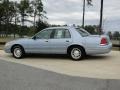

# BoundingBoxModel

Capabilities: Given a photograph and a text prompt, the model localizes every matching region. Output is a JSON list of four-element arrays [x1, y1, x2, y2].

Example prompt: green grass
[[0, 37, 19, 50], [0, 37, 15, 43], [0, 36, 21, 43], [0, 45, 4, 50]]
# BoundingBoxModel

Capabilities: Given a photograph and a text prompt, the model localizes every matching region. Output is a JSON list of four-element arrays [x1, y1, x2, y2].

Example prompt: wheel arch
[[67, 44, 86, 55], [11, 44, 25, 53]]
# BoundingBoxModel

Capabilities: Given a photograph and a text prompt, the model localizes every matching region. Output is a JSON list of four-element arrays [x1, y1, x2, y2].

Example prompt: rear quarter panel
[[69, 28, 85, 47], [84, 36, 101, 54], [84, 35, 112, 54]]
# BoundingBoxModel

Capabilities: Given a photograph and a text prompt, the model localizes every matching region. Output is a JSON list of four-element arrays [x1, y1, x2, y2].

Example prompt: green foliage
[[18, 0, 30, 24], [87, 0, 92, 5], [0, 0, 46, 38], [0, 0, 15, 24], [30, 0, 45, 31], [18, 0, 29, 14], [84, 25, 99, 35], [36, 20, 49, 33], [0, 0, 16, 37], [113, 31, 120, 40], [107, 31, 112, 40], [30, 0, 44, 17], [27, 27, 36, 36]]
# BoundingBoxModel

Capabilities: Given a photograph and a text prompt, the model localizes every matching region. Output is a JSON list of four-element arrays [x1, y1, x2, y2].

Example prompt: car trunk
[[83, 35, 110, 49]]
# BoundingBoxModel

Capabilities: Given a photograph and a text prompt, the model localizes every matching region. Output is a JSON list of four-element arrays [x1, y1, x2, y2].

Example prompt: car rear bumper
[[86, 43, 112, 55]]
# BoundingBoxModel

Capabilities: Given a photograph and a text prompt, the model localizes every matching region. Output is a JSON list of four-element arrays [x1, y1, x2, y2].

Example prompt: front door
[[28, 29, 53, 53]]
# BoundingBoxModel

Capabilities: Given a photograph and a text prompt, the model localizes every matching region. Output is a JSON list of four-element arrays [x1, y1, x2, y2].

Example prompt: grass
[[0, 45, 4, 50], [0, 37, 16, 43], [0, 37, 20, 50]]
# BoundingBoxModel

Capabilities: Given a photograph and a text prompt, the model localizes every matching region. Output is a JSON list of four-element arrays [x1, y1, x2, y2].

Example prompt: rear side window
[[53, 29, 71, 39], [76, 28, 90, 37]]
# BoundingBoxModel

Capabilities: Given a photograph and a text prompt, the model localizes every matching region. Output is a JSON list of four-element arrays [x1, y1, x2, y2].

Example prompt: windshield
[[76, 28, 90, 37]]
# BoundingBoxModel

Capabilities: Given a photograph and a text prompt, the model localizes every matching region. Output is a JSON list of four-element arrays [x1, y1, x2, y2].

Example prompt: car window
[[35, 29, 53, 39], [76, 28, 90, 37], [53, 29, 71, 39], [65, 29, 71, 38]]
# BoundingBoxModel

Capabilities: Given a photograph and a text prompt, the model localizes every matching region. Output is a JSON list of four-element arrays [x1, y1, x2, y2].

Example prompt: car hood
[[6, 38, 32, 45], [15, 38, 31, 42]]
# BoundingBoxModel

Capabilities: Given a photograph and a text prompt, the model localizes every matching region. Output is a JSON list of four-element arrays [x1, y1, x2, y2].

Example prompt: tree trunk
[[99, 0, 104, 35], [14, 15, 17, 39], [33, 13, 36, 31], [82, 0, 86, 28], [21, 15, 24, 37]]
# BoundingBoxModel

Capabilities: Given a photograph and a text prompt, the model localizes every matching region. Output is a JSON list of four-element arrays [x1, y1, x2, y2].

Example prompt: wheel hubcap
[[71, 48, 81, 59], [14, 48, 22, 58]]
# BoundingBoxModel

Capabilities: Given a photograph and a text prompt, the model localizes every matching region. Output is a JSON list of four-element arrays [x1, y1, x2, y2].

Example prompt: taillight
[[100, 37, 108, 45]]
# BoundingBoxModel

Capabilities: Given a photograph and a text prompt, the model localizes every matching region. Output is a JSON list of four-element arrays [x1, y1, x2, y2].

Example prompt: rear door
[[50, 29, 72, 54]]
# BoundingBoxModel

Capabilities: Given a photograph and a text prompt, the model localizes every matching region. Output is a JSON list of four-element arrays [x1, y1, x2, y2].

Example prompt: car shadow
[[23, 54, 110, 61], [25, 54, 69, 60], [85, 55, 111, 61], [5, 53, 111, 61]]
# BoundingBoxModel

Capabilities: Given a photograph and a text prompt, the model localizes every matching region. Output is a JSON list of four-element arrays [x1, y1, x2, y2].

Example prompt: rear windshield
[[76, 28, 90, 37]]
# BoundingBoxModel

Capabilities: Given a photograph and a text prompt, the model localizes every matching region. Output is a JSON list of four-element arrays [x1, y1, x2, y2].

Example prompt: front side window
[[53, 29, 71, 39], [35, 29, 53, 39]]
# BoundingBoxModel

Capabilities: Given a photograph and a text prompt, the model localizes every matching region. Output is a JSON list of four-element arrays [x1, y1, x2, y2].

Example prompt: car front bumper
[[4, 45, 12, 53]]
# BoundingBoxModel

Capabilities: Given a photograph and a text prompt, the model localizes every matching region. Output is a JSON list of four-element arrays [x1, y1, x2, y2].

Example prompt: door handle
[[66, 40, 69, 42], [45, 40, 48, 42]]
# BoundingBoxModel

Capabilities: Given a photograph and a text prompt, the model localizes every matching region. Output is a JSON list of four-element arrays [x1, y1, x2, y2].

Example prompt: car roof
[[45, 26, 73, 30]]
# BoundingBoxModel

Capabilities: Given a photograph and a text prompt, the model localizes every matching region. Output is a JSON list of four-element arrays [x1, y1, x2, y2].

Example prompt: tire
[[69, 46, 85, 61], [12, 45, 24, 59]]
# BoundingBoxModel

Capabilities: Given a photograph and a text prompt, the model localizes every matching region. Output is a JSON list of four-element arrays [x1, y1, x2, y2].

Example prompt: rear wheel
[[69, 46, 85, 61], [12, 46, 24, 59]]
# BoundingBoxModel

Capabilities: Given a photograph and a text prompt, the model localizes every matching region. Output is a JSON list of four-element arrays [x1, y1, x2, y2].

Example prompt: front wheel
[[69, 47, 85, 61], [12, 46, 24, 59]]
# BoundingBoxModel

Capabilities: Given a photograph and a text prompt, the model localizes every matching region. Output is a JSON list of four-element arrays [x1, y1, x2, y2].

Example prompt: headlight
[[5, 41, 14, 47]]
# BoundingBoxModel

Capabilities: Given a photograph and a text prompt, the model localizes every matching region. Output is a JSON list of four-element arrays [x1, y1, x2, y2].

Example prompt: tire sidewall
[[69, 47, 85, 61], [12, 46, 24, 59]]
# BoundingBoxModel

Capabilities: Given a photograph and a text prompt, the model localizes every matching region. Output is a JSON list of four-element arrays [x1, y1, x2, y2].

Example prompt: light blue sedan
[[4, 27, 112, 60]]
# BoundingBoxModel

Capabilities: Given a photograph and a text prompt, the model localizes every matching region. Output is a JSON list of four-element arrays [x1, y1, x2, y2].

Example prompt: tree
[[12, 1, 20, 38], [0, 1, 4, 32], [99, 0, 104, 34], [0, 0, 47, 37], [30, 0, 37, 30], [0, 0, 15, 37], [107, 31, 112, 40], [82, 0, 85, 28], [83, 0, 104, 35], [30, 0, 47, 30], [82, 0, 92, 28], [84, 25, 99, 35], [36, 0, 46, 21], [113, 31, 120, 40], [18, 0, 30, 37], [87, 0, 92, 5], [36, 20, 49, 33]]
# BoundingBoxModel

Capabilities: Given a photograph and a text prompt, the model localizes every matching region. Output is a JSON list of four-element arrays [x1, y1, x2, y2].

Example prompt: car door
[[27, 29, 54, 53], [50, 28, 72, 54]]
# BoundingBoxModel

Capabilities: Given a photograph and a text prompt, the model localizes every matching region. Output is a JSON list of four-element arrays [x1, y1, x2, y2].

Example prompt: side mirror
[[32, 36, 37, 40]]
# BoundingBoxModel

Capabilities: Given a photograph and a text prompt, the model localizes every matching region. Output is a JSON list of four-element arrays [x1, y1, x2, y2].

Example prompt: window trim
[[52, 29, 71, 39], [32, 29, 54, 39], [32, 28, 72, 39], [76, 28, 90, 37]]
